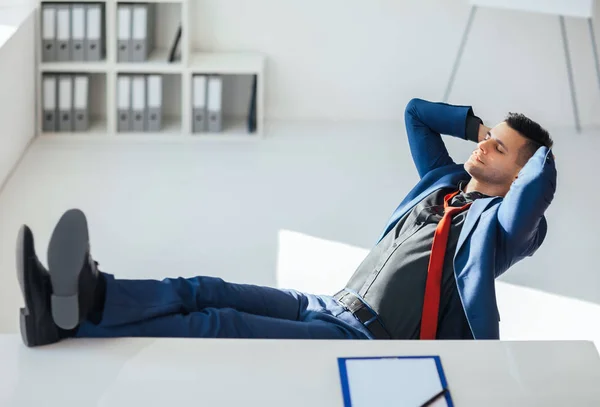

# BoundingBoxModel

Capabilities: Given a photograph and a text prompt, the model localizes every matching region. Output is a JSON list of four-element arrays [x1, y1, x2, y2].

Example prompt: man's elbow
[[527, 217, 548, 257], [516, 217, 548, 258], [405, 98, 424, 115], [404, 98, 427, 124]]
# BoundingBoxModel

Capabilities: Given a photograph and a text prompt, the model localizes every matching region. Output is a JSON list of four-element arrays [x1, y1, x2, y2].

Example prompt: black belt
[[334, 290, 391, 340]]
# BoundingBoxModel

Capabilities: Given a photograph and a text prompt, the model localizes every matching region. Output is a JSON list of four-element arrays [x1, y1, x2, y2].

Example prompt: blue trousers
[[75, 273, 373, 340]]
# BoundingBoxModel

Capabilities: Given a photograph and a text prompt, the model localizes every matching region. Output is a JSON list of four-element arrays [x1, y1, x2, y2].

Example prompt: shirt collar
[[452, 180, 490, 205]]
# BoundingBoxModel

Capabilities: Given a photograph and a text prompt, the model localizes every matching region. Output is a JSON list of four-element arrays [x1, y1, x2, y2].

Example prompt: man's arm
[[404, 98, 481, 178], [497, 147, 557, 261]]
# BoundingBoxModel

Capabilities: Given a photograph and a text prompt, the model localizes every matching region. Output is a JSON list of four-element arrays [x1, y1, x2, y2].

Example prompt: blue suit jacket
[[377, 98, 557, 339]]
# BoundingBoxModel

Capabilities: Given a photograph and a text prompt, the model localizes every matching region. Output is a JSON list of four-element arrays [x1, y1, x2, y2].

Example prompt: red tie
[[420, 191, 471, 340]]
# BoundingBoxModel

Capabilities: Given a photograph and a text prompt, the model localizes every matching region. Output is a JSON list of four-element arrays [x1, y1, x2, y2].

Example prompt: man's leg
[[76, 306, 367, 339], [88, 272, 308, 328], [45, 209, 355, 340], [18, 210, 367, 346], [101, 272, 306, 322]]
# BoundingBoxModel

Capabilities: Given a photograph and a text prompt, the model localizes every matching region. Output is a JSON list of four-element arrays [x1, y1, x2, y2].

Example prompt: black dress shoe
[[47, 209, 100, 330], [16, 225, 61, 347]]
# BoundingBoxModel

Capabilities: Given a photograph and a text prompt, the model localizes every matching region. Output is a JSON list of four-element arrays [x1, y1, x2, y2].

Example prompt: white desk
[[1, 335, 599, 406]]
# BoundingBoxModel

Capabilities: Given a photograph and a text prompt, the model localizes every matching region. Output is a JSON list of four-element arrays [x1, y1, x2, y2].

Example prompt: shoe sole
[[47, 209, 90, 330], [16, 226, 34, 347]]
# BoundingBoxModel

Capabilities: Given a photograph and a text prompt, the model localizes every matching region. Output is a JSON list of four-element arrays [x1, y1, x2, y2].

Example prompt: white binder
[[207, 75, 223, 132], [42, 5, 56, 62], [71, 5, 85, 61], [146, 75, 162, 132], [132, 5, 148, 62], [58, 75, 73, 132], [42, 75, 57, 132], [192, 75, 208, 133], [73, 75, 89, 132], [117, 76, 132, 132], [131, 76, 146, 131], [117, 5, 132, 62], [86, 4, 103, 61], [56, 5, 71, 61]]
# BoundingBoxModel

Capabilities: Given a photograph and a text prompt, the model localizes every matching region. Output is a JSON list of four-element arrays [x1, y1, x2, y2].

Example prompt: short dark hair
[[505, 112, 553, 166]]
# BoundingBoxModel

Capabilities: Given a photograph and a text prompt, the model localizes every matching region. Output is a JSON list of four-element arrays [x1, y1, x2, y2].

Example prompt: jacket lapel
[[378, 169, 468, 242], [398, 171, 468, 217], [455, 197, 502, 256]]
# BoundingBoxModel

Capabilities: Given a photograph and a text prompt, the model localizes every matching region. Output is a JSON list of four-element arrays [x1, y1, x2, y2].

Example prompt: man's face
[[464, 122, 529, 188]]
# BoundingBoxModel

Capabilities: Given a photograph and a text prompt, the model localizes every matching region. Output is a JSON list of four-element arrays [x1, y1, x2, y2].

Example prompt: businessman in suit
[[17, 98, 556, 347]]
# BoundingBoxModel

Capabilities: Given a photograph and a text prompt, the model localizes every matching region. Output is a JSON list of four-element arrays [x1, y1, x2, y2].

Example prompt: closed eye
[[487, 131, 508, 153]]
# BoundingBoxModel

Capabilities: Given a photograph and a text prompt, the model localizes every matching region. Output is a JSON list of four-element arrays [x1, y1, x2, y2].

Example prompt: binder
[[117, 4, 132, 62], [168, 26, 182, 63], [41, 4, 56, 62], [42, 75, 57, 132], [247, 74, 257, 133], [71, 4, 86, 61], [73, 75, 89, 132], [207, 75, 223, 132], [147, 4, 155, 58], [56, 4, 71, 62], [146, 75, 162, 132], [58, 75, 73, 132], [117, 75, 131, 132], [131, 5, 148, 62], [86, 4, 103, 61], [192, 75, 207, 133], [131, 75, 146, 132]]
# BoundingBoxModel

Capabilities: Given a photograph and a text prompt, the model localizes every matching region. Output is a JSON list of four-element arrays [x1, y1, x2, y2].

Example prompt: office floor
[[0, 121, 599, 347]]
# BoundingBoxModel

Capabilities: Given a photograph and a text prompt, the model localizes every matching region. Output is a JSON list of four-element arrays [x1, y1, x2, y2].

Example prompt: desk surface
[[1, 335, 599, 406]]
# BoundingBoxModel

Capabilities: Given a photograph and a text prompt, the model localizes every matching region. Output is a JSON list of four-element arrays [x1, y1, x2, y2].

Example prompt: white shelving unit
[[35, 0, 266, 140]]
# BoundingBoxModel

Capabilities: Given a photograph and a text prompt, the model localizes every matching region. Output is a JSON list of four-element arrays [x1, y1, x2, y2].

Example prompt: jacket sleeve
[[404, 98, 480, 178], [496, 147, 557, 261]]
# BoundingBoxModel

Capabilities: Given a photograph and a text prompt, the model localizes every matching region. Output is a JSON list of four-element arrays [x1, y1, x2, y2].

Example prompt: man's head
[[464, 113, 553, 195]]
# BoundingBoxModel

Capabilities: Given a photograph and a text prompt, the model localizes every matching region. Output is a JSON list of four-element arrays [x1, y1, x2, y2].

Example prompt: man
[[17, 98, 556, 347]]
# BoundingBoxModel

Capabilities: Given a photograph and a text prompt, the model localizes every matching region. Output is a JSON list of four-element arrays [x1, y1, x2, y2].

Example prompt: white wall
[[190, 0, 600, 128], [0, 4, 36, 189]]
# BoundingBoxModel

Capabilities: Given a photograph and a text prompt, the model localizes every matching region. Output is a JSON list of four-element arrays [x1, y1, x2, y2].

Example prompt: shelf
[[37, 133, 262, 144], [35, 0, 265, 141], [116, 48, 181, 73], [189, 52, 265, 74], [40, 118, 263, 141], [39, 62, 108, 73], [40, 118, 260, 140], [42, 52, 264, 75]]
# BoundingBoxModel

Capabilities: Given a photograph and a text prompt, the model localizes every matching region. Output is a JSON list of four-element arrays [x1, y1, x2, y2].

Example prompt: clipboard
[[338, 356, 454, 407]]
